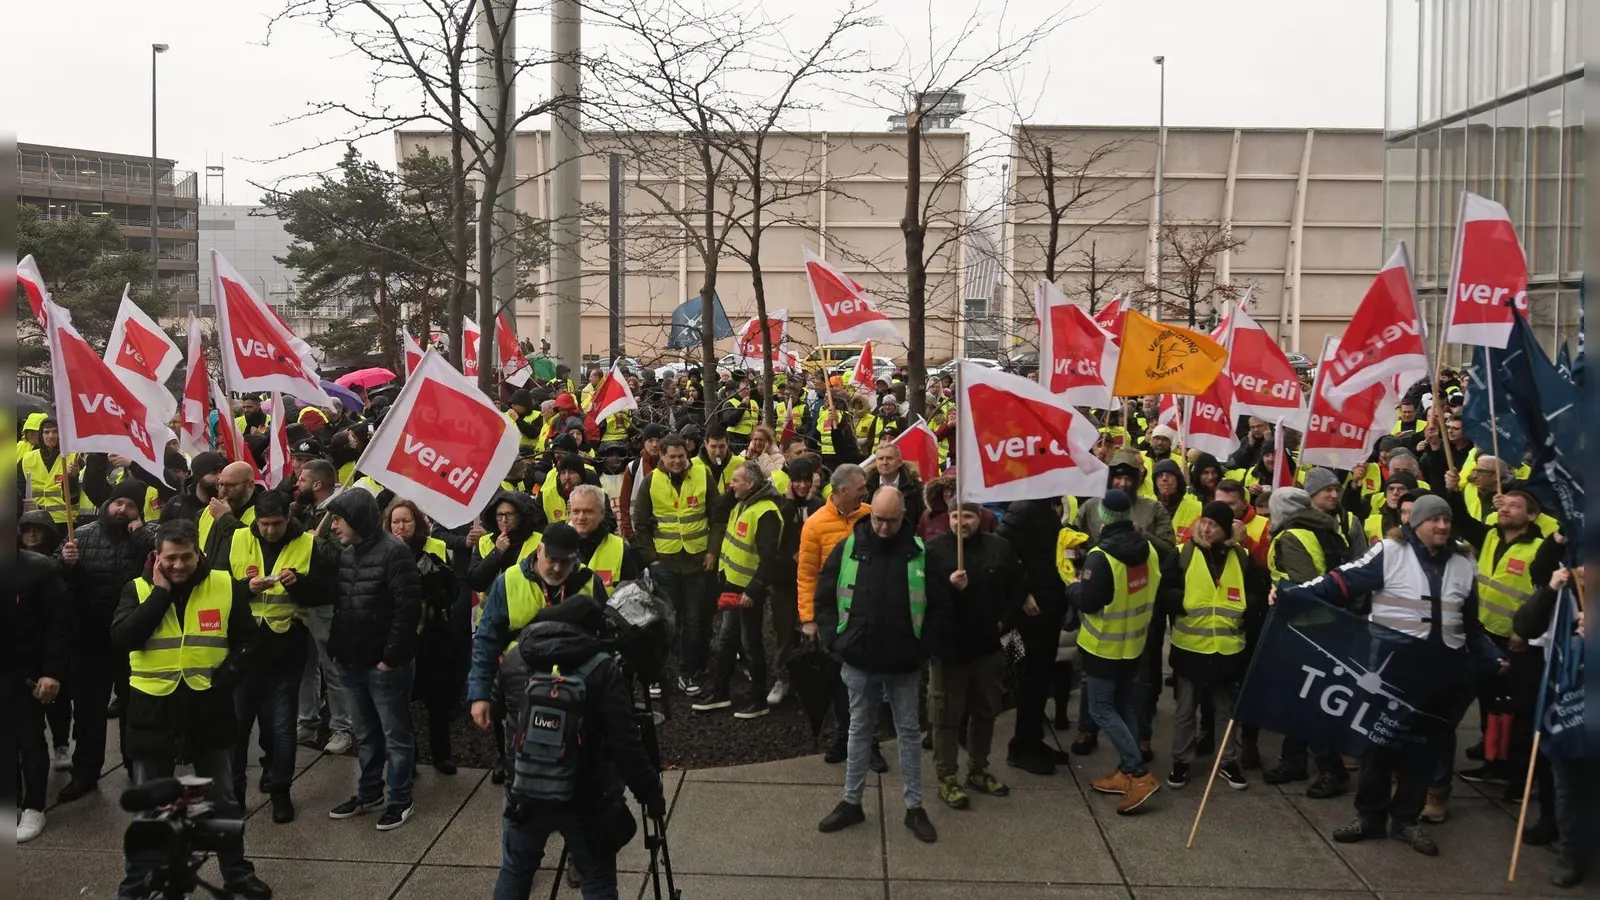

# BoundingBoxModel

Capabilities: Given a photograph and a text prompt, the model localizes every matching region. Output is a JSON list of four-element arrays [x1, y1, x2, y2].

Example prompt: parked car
[[587, 356, 642, 376], [802, 344, 864, 374], [834, 353, 898, 378], [931, 357, 1001, 379]]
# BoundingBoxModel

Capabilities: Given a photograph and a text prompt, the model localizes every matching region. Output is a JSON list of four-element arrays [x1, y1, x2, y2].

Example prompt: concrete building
[[196, 204, 347, 344], [394, 129, 969, 363], [1382, 0, 1583, 356], [18, 142, 200, 308], [1004, 126, 1386, 355]]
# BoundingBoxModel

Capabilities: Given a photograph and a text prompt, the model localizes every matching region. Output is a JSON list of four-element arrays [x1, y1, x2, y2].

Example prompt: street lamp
[[1152, 54, 1167, 322], [151, 43, 169, 300]]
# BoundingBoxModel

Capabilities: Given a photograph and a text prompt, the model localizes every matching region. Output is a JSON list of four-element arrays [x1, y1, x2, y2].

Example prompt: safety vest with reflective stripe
[[507, 410, 541, 454], [648, 467, 710, 555], [582, 533, 626, 589], [502, 565, 596, 651], [479, 531, 541, 564], [603, 409, 632, 443], [236, 414, 271, 436], [21, 449, 93, 524], [1474, 529, 1543, 639], [817, 409, 841, 455], [726, 398, 760, 436], [228, 528, 314, 633], [835, 534, 926, 637], [199, 504, 256, 552], [1077, 544, 1161, 661], [1367, 539, 1474, 650], [695, 455, 743, 495], [1169, 493, 1204, 542], [1268, 527, 1326, 585], [1171, 544, 1248, 656], [718, 497, 780, 589], [128, 571, 234, 696], [770, 469, 791, 494], [541, 469, 569, 524]]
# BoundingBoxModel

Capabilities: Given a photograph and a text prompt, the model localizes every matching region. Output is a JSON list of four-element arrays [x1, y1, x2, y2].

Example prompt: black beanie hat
[[1201, 500, 1235, 536], [190, 451, 227, 480], [108, 478, 148, 507]]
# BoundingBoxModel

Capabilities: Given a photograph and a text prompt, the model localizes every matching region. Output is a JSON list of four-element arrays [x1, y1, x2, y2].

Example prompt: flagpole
[[954, 360, 964, 573], [1507, 730, 1541, 881], [1485, 357, 1504, 495], [1185, 717, 1237, 849]]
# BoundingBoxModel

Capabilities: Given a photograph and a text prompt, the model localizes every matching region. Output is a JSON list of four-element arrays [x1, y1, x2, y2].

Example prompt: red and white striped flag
[[582, 363, 638, 442], [180, 316, 211, 457], [890, 416, 940, 479], [265, 392, 294, 488]]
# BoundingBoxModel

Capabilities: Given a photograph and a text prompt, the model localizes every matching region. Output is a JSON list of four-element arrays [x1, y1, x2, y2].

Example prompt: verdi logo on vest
[[1126, 564, 1149, 594], [197, 608, 223, 632]]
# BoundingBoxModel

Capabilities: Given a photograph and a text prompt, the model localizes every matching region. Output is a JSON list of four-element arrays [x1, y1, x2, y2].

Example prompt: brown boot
[[1090, 770, 1132, 795], [1420, 787, 1449, 824], [1117, 773, 1160, 814]]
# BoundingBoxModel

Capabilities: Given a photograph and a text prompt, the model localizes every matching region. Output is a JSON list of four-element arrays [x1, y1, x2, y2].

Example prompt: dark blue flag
[[1535, 585, 1584, 761], [1235, 593, 1473, 758], [1461, 344, 1526, 460], [666, 293, 734, 350], [1495, 314, 1585, 549], [1556, 342, 1573, 382]]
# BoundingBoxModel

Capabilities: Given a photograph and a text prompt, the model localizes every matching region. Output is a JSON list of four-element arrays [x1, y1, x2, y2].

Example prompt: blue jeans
[[839, 664, 922, 809], [120, 751, 256, 899], [494, 801, 617, 900], [1085, 671, 1146, 776], [338, 661, 416, 807], [299, 607, 352, 733], [233, 654, 300, 797]]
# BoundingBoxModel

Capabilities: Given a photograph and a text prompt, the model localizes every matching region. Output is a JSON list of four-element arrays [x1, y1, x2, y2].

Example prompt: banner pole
[[1507, 730, 1541, 881], [1185, 717, 1237, 849], [954, 361, 964, 573], [1485, 356, 1504, 495]]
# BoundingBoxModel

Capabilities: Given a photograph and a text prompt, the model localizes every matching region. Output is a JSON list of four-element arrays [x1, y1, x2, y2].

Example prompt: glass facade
[[1383, 0, 1583, 356]]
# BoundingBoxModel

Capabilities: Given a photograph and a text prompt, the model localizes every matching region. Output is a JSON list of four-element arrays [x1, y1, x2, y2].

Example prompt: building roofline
[[1011, 124, 1382, 136], [20, 142, 180, 168]]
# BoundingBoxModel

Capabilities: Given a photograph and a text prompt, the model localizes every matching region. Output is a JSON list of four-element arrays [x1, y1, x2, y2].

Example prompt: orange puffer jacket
[[796, 500, 870, 623]]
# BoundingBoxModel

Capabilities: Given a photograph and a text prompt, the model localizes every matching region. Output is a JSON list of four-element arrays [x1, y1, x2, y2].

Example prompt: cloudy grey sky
[[7, 0, 1385, 204]]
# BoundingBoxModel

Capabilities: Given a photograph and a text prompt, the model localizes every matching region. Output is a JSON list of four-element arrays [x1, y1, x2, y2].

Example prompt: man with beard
[[199, 462, 265, 563], [632, 434, 716, 696], [236, 393, 271, 436], [161, 451, 228, 524], [55, 480, 161, 803], [19, 417, 93, 526], [469, 491, 542, 594], [1188, 453, 1225, 505]]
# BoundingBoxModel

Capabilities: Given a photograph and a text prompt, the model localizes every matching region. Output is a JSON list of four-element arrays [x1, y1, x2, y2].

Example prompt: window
[[1416, 129, 1441, 286], [1495, 97, 1528, 226], [1384, 139, 1419, 253], [1438, 124, 1468, 280], [1468, 0, 1499, 106], [1499, 0, 1530, 94], [1442, 0, 1470, 116], [1420, 0, 1442, 124], [1388, 0, 1422, 133], [1531, 0, 1565, 81], [1526, 86, 1564, 279], [1466, 110, 1495, 199], [1564, 0, 1581, 72], [1560, 82, 1582, 278]]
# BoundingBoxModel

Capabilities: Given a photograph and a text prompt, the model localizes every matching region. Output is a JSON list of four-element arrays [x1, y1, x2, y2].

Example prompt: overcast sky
[[8, 0, 1386, 205]]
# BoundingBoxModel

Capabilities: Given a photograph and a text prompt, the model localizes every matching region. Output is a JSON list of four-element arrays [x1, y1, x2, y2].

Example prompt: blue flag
[[1556, 342, 1573, 382], [666, 293, 734, 350], [1461, 344, 1526, 460], [1494, 314, 1585, 549], [1235, 593, 1473, 758], [1535, 585, 1585, 761]]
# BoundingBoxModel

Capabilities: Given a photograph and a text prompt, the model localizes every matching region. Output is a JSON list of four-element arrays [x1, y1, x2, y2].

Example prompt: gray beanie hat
[[1302, 467, 1341, 498], [1408, 493, 1452, 527], [1267, 486, 1311, 525]]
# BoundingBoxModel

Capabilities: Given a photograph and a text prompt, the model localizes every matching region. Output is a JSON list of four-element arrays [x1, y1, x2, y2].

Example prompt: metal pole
[[1153, 55, 1166, 322], [151, 43, 168, 299], [549, 0, 583, 372], [608, 152, 623, 359]]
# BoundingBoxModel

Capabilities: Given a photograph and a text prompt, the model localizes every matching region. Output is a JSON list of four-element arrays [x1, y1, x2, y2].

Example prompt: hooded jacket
[[62, 498, 161, 651], [1072, 493, 1177, 560], [924, 529, 1028, 662], [997, 498, 1067, 618], [16, 549, 72, 682], [866, 462, 925, 530], [812, 518, 927, 674], [1187, 453, 1224, 504], [468, 557, 610, 703], [1269, 505, 1354, 585], [1151, 458, 1189, 515], [776, 487, 826, 587], [326, 488, 423, 668], [916, 473, 997, 539], [469, 490, 541, 593], [1066, 521, 1183, 678]]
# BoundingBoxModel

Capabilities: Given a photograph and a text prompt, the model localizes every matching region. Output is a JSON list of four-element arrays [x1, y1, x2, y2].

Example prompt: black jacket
[[813, 519, 927, 674], [1066, 522, 1182, 678], [1163, 542, 1269, 684], [998, 498, 1067, 620], [576, 521, 644, 586], [216, 517, 335, 666], [494, 612, 665, 814], [111, 561, 258, 759], [866, 465, 925, 530], [470, 490, 541, 593], [1188, 453, 1224, 505], [16, 550, 72, 682], [326, 488, 423, 668], [715, 481, 785, 605], [60, 502, 160, 651], [924, 530, 1027, 663]]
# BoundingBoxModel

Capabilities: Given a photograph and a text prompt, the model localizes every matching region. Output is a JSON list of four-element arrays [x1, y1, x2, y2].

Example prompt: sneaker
[[676, 675, 702, 697], [328, 796, 385, 819], [1305, 771, 1348, 800], [766, 681, 788, 706], [648, 682, 663, 699], [433, 757, 458, 776], [1331, 816, 1386, 844], [490, 765, 506, 785], [938, 775, 970, 809], [904, 806, 938, 843], [1139, 741, 1155, 763], [817, 800, 866, 833], [55, 778, 97, 804], [223, 874, 274, 900], [324, 731, 356, 755], [823, 743, 847, 765], [690, 692, 731, 712], [51, 747, 71, 772], [1005, 744, 1057, 776], [1262, 763, 1309, 786], [106, 697, 123, 719], [1090, 770, 1132, 795], [1195, 732, 1215, 758], [376, 803, 413, 831], [868, 744, 889, 774], [1458, 763, 1510, 785], [270, 792, 296, 825], [1219, 762, 1248, 791], [733, 699, 770, 719], [1390, 821, 1439, 856], [296, 726, 318, 747], [1167, 762, 1191, 789], [1420, 787, 1449, 824], [1116, 773, 1160, 814], [1069, 731, 1099, 755], [17, 809, 45, 843], [966, 766, 1009, 797], [1239, 743, 1262, 771]]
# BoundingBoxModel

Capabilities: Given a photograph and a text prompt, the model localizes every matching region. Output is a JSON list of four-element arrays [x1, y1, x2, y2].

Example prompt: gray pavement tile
[[667, 782, 884, 879], [886, 787, 1121, 885], [668, 875, 884, 900], [1290, 796, 1570, 896], [393, 862, 646, 900], [31, 779, 131, 851], [1136, 890, 1372, 900], [222, 858, 411, 900], [893, 882, 1131, 899], [1103, 787, 1365, 890], [19, 848, 125, 900], [246, 754, 483, 864], [685, 753, 844, 785]]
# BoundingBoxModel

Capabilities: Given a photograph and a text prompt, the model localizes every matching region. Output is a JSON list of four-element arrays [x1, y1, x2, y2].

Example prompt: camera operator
[[489, 598, 667, 900], [110, 519, 271, 900]]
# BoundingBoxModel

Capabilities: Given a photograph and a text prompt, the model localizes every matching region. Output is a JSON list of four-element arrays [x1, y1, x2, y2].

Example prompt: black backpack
[[508, 652, 609, 804]]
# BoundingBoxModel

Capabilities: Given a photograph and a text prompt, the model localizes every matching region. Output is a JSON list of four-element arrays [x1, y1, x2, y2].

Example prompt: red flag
[[1157, 394, 1183, 431], [1321, 243, 1427, 409], [1091, 294, 1130, 344], [1037, 282, 1119, 408], [496, 314, 531, 384], [353, 350, 520, 528], [802, 248, 900, 344], [1181, 375, 1239, 461], [212, 250, 332, 406], [1225, 304, 1303, 420], [955, 361, 1108, 503], [180, 316, 211, 457], [105, 285, 180, 420], [45, 298, 167, 486], [1270, 417, 1294, 489], [1300, 335, 1398, 471], [210, 379, 250, 467], [265, 392, 293, 488], [734, 309, 791, 371], [852, 340, 877, 399], [18, 254, 51, 328], [402, 327, 425, 376], [582, 364, 638, 442], [462, 316, 481, 378], [891, 416, 940, 479], [1445, 191, 1530, 349]]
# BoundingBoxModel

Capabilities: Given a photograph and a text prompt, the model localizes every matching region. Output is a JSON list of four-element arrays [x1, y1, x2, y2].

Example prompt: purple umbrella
[[320, 380, 366, 412]]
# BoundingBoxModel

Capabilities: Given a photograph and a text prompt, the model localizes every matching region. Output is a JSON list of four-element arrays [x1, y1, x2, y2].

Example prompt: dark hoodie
[[924, 527, 1028, 662], [997, 498, 1067, 617], [493, 613, 665, 815], [1066, 521, 1183, 678], [326, 487, 422, 668], [1151, 458, 1188, 516], [470, 490, 541, 593], [1188, 452, 1224, 504], [715, 480, 784, 604], [62, 496, 161, 651], [813, 518, 927, 674]]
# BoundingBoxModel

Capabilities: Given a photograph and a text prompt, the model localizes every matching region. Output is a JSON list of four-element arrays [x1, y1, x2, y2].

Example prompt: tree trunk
[[448, 128, 470, 374], [699, 147, 720, 426], [476, 151, 501, 396], [749, 183, 775, 426], [902, 116, 927, 420], [1043, 147, 1059, 284]]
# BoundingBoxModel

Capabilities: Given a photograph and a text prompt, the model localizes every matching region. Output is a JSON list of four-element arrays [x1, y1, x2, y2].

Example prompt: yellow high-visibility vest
[[128, 571, 234, 696], [1170, 544, 1248, 656], [199, 504, 256, 552], [1077, 544, 1161, 661], [228, 528, 314, 633], [718, 496, 781, 589], [1474, 529, 1543, 639], [648, 467, 710, 555], [21, 449, 93, 524]]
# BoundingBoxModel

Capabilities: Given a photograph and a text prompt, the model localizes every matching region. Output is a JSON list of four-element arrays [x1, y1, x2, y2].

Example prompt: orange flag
[[1111, 309, 1228, 397]]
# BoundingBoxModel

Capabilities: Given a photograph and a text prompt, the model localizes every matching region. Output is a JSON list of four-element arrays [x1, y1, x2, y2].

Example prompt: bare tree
[[1071, 239, 1146, 314], [1144, 221, 1249, 330]]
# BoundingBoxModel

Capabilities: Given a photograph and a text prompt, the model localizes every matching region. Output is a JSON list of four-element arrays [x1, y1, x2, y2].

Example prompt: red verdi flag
[[45, 299, 167, 486], [734, 309, 792, 371], [802, 248, 901, 344], [1182, 375, 1240, 460], [1092, 294, 1130, 344], [462, 316, 481, 378], [1300, 335, 1398, 472], [1037, 282, 1119, 408], [211, 378, 251, 467], [852, 340, 877, 398], [582, 363, 639, 442], [1224, 305, 1303, 420], [213, 250, 333, 407], [891, 416, 941, 479], [955, 361, 1108, 503], [180, 316, 211, 457], [355, 350, 520, 528], [1445, 191, 1530, 349], [266, 392, 293, 488], [496, 314, 531, 385], [402, 327, 425, 376], [105, 285, 180, 420], [1321, 243, 1427, 410], [18, 254, 51, 328]]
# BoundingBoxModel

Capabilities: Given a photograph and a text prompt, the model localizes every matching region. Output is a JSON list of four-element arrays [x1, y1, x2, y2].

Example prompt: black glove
[[645, 793, 667, 821]]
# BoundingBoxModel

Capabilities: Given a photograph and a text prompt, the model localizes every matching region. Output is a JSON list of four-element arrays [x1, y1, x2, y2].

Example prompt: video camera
[[599, 570, 678, 693], [121, 776, 246, 900]]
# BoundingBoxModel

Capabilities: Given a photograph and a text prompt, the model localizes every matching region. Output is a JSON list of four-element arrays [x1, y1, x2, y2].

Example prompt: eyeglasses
[[870, 515, 900, 527], [495, 511, 519, 520]]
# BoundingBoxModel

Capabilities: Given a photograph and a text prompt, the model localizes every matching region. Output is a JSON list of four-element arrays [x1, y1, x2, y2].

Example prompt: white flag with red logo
[[734, 310, 792, 371], [19, 254, 55, 328], [354, 350, 520, 528], [401, 327, 425, 376], [1299, 335, 1399, 471], [213, 250, 333, 407], [891, 416, 941, 479], [582, 363, 638, 442], [955, 361, 1108, 503], [462, 316, 481, 378], [801, 248, 901, 344], [1181, 376, 1240, 460], [44, 299, 167, 486], [496, 314, 532, 385], [265, 392, 293, 488], [1223, 304, 1303, 420], [1270, 417, 1294, 489], [1092, 293, 1130, 344], [1037, 282, 1119, 408], [104, 285, 181, 420], [1321, 243, 1428, 410], [210, 379, 251, 467], [852, 341, 877, 399], [1444, 191, 1530, 349], [180, 316, 211, 457]]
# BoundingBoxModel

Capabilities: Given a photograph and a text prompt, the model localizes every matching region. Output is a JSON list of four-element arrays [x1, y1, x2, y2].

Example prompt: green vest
[[502, 565, 596, 651], [835, 534, 926, 637], [718, 497, 781, 589], [1078, 544, 1160, 661], [1170, 544, 1248, 656], [228, 528, 314, 633], [129, 571, 234, 696], [1474, 529, 1543, 639]]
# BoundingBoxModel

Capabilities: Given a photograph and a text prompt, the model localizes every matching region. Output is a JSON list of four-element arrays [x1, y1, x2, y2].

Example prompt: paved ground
[[21, 709, 1581, 900]]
